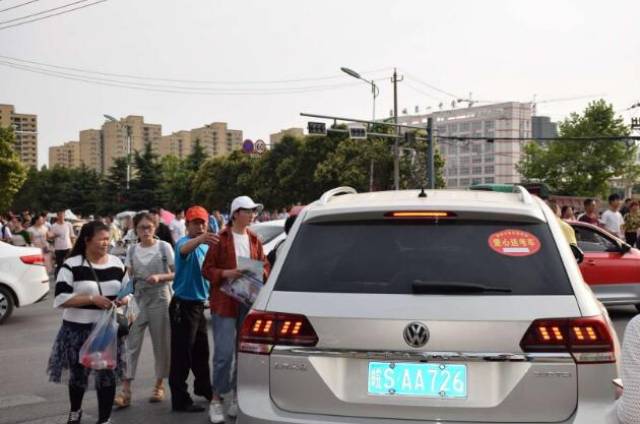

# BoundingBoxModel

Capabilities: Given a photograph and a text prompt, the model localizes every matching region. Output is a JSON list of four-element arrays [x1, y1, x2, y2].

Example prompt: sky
[[1, 0, 639, 167]]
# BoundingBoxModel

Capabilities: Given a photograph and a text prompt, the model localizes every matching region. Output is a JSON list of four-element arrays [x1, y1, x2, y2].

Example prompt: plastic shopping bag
[[124, 296, 139, 325], [79, 307, 118, 370]]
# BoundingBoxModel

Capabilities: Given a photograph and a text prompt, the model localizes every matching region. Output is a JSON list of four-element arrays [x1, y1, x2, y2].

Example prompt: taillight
[[520, 316, 615, 364], [20, 254, 45, 266], [239, 310, 319, 355], [384, 211, 457, 219]]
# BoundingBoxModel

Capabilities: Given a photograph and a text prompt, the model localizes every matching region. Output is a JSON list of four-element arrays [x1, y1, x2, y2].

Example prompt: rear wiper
[[411, 280, 512, 294]]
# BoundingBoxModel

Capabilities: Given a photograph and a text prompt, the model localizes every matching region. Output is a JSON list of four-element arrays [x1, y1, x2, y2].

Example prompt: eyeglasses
[[238, 208, 257, 214]]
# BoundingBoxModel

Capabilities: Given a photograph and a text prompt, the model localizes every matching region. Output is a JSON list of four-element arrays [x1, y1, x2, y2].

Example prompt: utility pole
[[392, 68, 403, 190], [426, 117, 434, 189]]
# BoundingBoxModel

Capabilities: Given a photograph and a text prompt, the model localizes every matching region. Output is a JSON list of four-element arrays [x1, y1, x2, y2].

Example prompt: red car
[[569, 220, 640, 310]]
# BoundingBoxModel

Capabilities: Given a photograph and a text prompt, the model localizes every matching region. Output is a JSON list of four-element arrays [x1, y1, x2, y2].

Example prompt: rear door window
[[275, 220, 572, 295]]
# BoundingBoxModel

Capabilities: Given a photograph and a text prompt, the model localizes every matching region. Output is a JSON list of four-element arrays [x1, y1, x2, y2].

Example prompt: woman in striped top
[[46, 221, 128, 424]]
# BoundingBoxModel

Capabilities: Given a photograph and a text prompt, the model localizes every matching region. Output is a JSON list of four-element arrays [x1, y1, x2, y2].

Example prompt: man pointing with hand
[[169, 205, 220, 413]]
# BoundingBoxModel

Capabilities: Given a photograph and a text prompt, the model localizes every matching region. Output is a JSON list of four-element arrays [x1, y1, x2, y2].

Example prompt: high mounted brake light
[[384, 211, 457, 219], [520, 316, 615, 364], [239, 310, 319, 355]]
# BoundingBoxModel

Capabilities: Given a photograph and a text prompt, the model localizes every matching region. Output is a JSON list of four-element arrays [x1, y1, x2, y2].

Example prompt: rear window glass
[[251, 225, 284, 244], [274, 220, 572, 295]]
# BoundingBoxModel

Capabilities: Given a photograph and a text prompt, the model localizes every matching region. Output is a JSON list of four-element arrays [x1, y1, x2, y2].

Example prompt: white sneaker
[[227, 395, 238, 418], [209, 399, 225, 423]]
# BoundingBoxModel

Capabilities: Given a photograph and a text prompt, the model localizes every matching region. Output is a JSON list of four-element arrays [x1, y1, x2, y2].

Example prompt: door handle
[[586, 259, 596, 266]]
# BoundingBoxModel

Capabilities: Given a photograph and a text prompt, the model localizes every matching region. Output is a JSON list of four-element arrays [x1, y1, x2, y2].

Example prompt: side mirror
[[570, 244, 584, 264], [620, 242, 632, 254]]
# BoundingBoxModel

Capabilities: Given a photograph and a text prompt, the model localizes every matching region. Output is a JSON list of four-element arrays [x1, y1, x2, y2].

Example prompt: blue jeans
[[211, 305, 248, 396]]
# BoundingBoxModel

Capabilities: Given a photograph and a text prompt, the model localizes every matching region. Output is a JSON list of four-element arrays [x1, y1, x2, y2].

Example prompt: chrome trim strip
[[271, 346, 573, 363]]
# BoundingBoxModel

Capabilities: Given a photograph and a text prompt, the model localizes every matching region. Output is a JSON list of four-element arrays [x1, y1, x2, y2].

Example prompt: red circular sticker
[[488, 229, 541, 257]]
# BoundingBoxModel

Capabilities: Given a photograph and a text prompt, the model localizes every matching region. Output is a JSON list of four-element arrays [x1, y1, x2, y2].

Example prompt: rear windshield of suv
[[274, 220, 572, 295]]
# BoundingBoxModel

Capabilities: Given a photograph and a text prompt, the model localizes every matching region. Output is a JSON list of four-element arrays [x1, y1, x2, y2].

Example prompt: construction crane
[[531, 94, 604, 116]]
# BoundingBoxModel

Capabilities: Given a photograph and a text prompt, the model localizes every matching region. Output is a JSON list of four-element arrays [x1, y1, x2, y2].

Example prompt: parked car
[[237, 186, 619, 424], [569, 220, 640, 311], [250, 219, 285, 256], [0, 241, 50, 324]]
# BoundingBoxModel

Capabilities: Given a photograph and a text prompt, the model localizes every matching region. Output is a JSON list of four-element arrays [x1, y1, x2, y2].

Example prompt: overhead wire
[[0, 60, 376, 95], [0, 0, 107, 31], [0, 0, 45, 14], [0, 53, 392, 85], [401, 70, 460, 99], [0, 0, 91, 24]]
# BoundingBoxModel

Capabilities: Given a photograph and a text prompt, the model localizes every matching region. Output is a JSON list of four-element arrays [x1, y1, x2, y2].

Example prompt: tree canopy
[[518, 99, 637, 197], [10, 131, 446, 215], [0, 127, 27, 211]]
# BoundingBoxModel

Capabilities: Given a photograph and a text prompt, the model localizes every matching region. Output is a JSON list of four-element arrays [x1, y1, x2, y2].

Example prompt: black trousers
[[54, 249, 70, 277], [625, 232, 638, 248], [168, 297, 213, 409]]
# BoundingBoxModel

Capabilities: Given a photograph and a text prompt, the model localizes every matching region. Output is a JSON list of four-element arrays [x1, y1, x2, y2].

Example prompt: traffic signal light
[[349, 126, 367, 140], [307, 122, 327, 135]]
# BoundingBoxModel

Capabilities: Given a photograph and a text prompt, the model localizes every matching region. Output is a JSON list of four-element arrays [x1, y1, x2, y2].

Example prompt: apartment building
[[160, 122, 243, 159], [49, 141, 80, 169], [270, 127, 304, 146], [0, 104, 38, 168]]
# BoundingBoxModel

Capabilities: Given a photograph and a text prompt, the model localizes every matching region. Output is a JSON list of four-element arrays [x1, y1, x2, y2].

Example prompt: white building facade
[[397, 102, 533, 188]]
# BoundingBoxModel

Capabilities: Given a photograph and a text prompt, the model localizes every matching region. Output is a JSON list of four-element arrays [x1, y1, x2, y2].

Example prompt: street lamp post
[[341, 67, 380, 191], [104, 114, 132, 190]]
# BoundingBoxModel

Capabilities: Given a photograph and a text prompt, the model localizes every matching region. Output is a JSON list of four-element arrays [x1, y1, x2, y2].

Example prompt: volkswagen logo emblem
[[403, 322, 429, 348]]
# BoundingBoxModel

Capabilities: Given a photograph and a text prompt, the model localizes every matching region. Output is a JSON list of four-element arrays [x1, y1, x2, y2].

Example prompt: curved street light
[[340, 67, 379, 122]]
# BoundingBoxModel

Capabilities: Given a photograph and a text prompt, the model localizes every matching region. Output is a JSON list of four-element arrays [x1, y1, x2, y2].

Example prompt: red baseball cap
[[185, 205, 209, 223]]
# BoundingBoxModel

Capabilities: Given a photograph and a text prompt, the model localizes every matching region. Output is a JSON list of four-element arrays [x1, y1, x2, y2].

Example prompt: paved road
[[0, 284, 231, 424], [1, 283, 636, 424]]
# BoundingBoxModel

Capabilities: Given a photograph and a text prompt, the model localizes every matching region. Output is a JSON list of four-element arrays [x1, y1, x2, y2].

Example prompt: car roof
[[251, 219, 285, 228], [305, 188, 547, 222]]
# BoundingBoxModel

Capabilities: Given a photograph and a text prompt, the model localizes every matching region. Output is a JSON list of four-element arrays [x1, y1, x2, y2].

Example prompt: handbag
[[85, 256, 130, 337]]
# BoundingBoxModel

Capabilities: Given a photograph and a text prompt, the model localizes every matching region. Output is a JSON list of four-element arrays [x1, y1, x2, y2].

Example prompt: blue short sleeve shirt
[[172, 236, 210, 301]]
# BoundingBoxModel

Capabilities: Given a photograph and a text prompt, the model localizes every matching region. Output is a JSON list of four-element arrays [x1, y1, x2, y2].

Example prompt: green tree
[[518, 99, 635, 197], [66, 166, 102, 216], [159, 155, 192, 211], [0, 127, 27, 211], [185, 138, 207, 173], [100, 158, 130, 214], [130, 142, 163, 209], [192, 151, 257, 211]]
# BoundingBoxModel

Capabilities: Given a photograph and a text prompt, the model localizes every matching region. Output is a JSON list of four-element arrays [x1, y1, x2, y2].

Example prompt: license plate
[[368, 362, 467, 398]]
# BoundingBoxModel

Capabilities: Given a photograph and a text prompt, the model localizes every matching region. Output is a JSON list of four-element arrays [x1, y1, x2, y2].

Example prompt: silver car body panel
[[242, 189, 620, 424]]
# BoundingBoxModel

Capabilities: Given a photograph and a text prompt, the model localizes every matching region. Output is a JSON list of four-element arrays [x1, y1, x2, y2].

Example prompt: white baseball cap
[[230, 196, 263, 216]]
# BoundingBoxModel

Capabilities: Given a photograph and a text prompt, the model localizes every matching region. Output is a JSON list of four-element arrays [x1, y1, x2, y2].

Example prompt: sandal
[[149, 384, 165, 403], [114, 389, 131, 409]]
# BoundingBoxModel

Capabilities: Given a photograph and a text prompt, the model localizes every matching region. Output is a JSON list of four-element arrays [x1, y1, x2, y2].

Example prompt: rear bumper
[[15, 268, 50, 307], [238, 399, 617, 424], [237, 353, 618, 424], [591, 283, 640, 306]]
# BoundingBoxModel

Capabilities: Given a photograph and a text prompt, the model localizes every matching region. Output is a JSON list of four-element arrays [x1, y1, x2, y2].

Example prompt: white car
[[238, 186, 620, 424], [0, 241, 50, 324], [250, 219, 286, 256]]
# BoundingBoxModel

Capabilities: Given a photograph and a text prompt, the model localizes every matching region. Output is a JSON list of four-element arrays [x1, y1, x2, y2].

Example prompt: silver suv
[[237, 187, 620, 424]]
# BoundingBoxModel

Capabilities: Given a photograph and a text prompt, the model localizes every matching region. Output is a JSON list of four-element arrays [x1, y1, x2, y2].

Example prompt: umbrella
[[116, 211, 137, 220], [160, 209, 175, 225]]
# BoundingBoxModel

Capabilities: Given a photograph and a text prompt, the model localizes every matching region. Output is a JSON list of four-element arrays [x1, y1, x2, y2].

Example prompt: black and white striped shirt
[[54, 254, 126, 324]]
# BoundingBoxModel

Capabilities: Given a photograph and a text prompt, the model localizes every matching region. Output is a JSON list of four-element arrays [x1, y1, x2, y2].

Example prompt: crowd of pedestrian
[[7, 192, 640, 424], [550, 194, 640, 248], [13, 196, 274, 424]]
